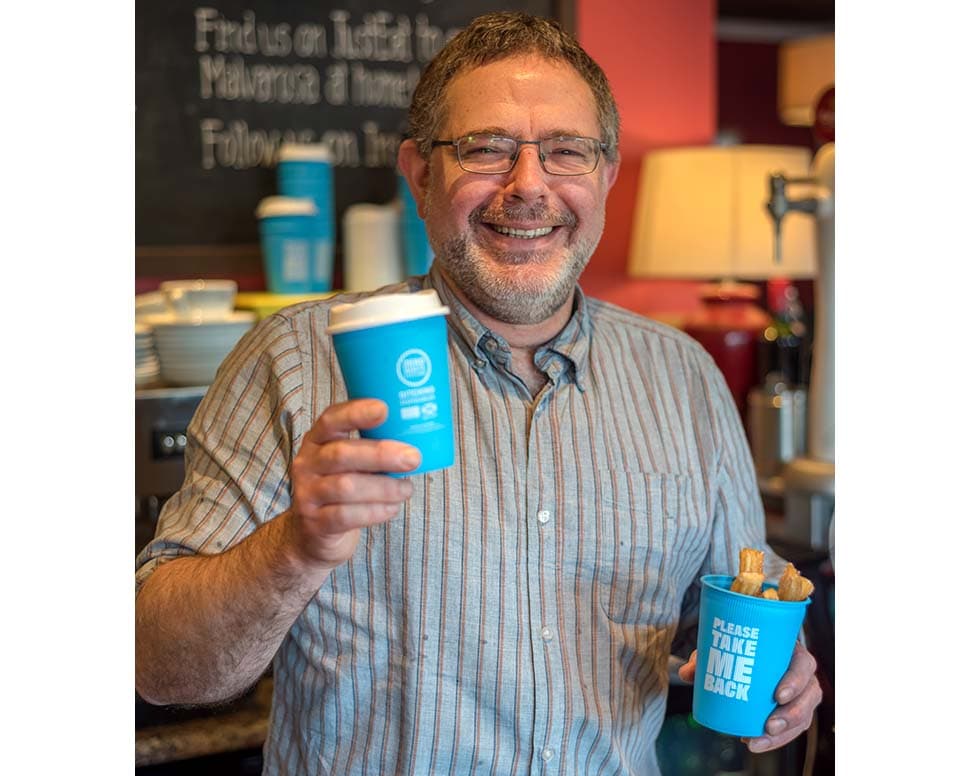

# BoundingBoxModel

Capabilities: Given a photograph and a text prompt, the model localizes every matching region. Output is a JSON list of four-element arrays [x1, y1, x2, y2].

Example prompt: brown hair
[[407, 12, 620, 162]]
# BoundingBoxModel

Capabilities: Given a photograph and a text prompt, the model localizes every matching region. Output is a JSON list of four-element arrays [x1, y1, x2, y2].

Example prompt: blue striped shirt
[[136, 262, 784, 774]]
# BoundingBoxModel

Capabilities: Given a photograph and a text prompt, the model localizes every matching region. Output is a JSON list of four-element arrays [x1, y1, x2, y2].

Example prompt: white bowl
[[146, 310, 255, 330], [135, 292, 169, 319], [160, 279, 238, 321]]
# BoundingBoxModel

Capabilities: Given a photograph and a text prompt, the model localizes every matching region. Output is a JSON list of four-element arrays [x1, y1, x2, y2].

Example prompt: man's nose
[[504, 145, 550, 201]]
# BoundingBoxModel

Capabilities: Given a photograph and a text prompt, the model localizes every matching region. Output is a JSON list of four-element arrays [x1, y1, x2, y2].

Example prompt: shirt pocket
[[592, 470, 695, 625]]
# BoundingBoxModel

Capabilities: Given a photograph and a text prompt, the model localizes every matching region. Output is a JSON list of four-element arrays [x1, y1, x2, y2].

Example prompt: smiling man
[[136, 13, 821, 775]]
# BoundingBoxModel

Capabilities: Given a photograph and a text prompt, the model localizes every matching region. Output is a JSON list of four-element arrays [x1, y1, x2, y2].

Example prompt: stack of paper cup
[[342, 203, 405, 292], [275, 143, 336, 292], [257, 196, 333, 294]]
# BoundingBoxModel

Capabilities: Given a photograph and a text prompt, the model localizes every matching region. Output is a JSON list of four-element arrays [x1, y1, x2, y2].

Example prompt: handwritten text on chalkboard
[[192, 7, 460, 171]]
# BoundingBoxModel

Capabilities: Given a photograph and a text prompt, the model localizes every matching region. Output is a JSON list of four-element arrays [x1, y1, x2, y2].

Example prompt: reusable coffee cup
[[691, 574, 811, 738], [276, 143, 336, 292], [256, 196, 333, 294], [326, 290, 453, 476], [397, 172, 434, 276]]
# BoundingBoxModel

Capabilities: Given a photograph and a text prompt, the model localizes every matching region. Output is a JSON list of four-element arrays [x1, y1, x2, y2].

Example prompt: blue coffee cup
[[277, 143, 335, 291], [691, 574, 811, 738], [397, 173, 434, 276], [256, 196, 333, 294], [326, 290, 453, 476]]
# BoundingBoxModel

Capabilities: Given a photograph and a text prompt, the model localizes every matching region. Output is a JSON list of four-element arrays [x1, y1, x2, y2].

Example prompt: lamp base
[[683, 282, 770, 422]]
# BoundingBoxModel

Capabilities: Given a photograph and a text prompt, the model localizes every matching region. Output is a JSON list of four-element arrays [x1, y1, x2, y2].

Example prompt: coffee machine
[[135, 385, 207, 554], [765, 142, 835, 552]]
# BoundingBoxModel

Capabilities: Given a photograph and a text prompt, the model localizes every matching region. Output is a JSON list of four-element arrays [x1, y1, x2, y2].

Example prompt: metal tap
[[765, 173, 819, 264]]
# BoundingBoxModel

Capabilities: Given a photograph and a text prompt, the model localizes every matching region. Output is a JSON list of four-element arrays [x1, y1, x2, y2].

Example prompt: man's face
[[407, 54, 618, 325]]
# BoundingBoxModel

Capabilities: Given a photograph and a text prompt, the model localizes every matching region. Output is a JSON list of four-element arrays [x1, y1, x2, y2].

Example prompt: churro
[[777, 563, 814, 602], [728, 548, 813, 602], [738, 547, 765, 575], [730, 571, 765, 596]]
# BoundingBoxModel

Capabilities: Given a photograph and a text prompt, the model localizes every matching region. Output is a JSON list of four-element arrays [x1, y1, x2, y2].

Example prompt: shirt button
[[474, 358, 486, 369], [540, 626, 553, 642], [541, 747, 554, 762], [537, 509, 551, 525], [484, 338, 498, 351]]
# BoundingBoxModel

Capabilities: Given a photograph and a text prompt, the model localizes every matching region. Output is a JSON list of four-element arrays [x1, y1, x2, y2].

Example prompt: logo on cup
[[396, 348, 433, 387]]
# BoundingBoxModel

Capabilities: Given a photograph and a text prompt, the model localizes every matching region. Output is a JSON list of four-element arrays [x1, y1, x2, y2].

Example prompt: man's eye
[[465, 145, 500, 155], [549, 146, 589, 159]]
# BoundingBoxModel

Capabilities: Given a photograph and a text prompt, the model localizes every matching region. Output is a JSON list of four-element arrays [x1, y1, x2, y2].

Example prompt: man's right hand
[[288, 398, 421, 571]]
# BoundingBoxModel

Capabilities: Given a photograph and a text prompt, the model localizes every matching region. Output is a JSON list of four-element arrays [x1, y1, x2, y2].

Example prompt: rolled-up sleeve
[[135, 314, 307, 593]]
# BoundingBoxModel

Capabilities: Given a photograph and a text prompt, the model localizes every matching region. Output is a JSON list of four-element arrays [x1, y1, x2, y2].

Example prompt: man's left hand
[[677, 642, 822, 753]]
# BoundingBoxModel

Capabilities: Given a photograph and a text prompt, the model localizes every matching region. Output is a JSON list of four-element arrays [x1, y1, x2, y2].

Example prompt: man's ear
[[397, 139, 431, 219], [603, 154, 621, 192]]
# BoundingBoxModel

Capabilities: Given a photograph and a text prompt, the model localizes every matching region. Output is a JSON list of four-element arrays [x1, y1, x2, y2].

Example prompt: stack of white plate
[[146, 312, 257, 387], [135, 323, 161, 387], [135, 291, 169, 319]]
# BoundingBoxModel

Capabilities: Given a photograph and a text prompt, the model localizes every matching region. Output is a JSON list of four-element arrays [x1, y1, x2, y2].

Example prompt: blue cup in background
[[256, 196, 331, 294], [691, 574, 810, 738], [397, 173, 434, 276], [277, 143, 335, 291], [326, 290, 453, 476]]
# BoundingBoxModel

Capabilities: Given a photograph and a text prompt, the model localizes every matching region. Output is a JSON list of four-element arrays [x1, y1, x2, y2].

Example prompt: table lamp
[[778, 34, 834, 127], [627, 145, 817, 418]]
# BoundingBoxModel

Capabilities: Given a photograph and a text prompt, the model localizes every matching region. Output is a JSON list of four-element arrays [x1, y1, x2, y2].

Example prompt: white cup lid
[[255, 196, 318, 219], [277, 143, 333, 163], [326, 289, 450, 335]]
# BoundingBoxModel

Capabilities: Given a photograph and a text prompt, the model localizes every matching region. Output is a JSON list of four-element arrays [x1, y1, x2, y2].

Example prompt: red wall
[[576, 0, 717, 321]]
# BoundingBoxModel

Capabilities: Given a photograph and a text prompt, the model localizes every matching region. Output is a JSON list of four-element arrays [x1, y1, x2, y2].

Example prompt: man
[[136, 12, 822, 775]]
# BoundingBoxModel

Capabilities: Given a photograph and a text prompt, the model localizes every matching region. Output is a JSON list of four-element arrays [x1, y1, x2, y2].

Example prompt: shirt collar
[[422, 261, 592, 391]]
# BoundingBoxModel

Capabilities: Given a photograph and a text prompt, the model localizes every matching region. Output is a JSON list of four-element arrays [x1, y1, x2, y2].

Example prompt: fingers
[[775, 642, 818, 705], [287, 399, 423, 569], [296, 436, 421, 477], [746, 678, 822, 752], [309, 501, 406, 534], [303, 398, 390, 446], [746, 644, 823, 753], [294, 471, 414, 517], [295, 399, 422, 477], [676, 650, 698, 684]]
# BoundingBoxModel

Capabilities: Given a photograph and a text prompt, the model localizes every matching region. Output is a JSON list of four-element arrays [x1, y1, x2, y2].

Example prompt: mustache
[[470, 202, 576, 228]]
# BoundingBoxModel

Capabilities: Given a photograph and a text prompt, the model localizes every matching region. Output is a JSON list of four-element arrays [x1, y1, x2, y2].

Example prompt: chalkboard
[[136, 0, 562, 257]]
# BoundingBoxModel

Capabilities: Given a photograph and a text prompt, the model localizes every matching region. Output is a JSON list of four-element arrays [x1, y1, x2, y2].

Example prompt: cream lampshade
[[627, 145, 817, 280], [627, 144, 818, 423], [778, 34, 834, 127]]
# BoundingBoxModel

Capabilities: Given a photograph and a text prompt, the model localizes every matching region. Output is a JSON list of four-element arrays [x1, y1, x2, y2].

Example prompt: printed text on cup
[[703, 617, 760, 702]]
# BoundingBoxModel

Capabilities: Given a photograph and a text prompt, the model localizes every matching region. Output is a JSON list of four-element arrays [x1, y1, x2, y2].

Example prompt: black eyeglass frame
[[430, 134, 610, 176]]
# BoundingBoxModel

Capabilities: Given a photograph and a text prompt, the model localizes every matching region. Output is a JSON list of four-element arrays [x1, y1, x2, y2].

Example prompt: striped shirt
[[136, 262, 785, 775]]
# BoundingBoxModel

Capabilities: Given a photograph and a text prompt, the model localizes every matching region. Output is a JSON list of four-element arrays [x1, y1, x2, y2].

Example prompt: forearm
[[135, 510, 331, 705]]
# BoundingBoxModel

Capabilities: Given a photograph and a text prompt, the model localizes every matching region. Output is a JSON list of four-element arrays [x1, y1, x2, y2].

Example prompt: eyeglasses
[[430, 134, 609, 176]]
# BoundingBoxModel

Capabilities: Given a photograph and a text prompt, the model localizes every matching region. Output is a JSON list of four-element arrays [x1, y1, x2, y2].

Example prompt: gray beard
[[429, 202, 599, 325]]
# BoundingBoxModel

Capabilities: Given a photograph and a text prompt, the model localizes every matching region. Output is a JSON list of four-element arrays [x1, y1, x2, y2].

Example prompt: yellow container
[[234, 292, 338, 320]]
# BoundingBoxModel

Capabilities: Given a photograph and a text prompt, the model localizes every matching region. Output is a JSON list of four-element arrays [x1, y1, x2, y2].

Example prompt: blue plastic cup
[[691, 574, 811, 737], [277, 143, 335, 291], [256, 196, 332, 294], [397, 173, 434, 276], [326, 290, 453, 476]]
